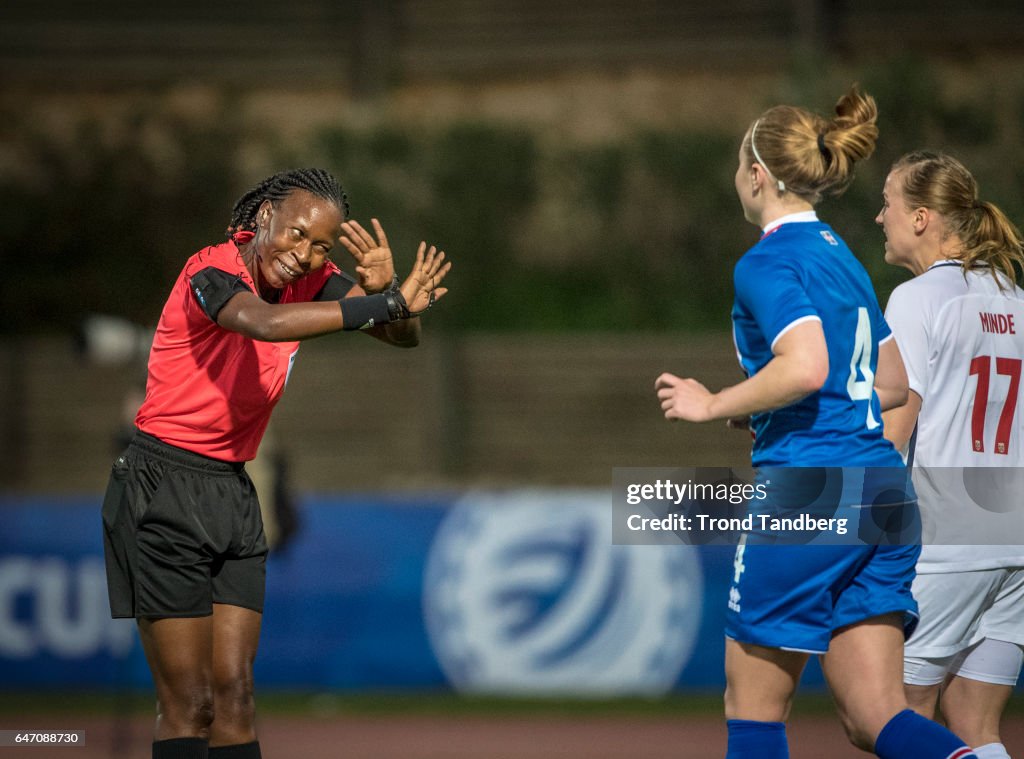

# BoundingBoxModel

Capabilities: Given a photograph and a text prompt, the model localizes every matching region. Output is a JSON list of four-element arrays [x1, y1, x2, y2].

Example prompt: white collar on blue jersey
[[762, 210, 819, 235]]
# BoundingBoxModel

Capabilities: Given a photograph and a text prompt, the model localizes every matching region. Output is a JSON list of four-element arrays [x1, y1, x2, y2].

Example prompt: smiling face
[[875, 168, 921, 271], [252, 189, 344, 289]]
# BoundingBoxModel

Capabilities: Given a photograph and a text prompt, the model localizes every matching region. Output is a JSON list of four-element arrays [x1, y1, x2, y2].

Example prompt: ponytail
[[743, 84, 878, 203], [892, 151, 1024, 286]]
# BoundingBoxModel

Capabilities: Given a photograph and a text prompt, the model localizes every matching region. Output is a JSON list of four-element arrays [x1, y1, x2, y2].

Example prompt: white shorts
[[905, 638, 1023, 687], [904, 567, 1024, 685]]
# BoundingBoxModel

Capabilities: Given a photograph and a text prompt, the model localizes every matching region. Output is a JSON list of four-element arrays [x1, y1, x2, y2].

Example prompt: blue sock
[[874, 709, 978, 759], [726, 719, 788, 759]]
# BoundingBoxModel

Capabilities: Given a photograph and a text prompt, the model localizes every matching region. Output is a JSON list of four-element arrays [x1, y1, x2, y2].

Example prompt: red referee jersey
[[136, 232, 340, 462]]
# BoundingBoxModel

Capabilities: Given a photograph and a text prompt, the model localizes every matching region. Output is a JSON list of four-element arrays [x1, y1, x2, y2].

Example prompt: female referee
[[656, 88, 979, 759], [101, 168, 450, 759], [879, 151, 1024, 759]]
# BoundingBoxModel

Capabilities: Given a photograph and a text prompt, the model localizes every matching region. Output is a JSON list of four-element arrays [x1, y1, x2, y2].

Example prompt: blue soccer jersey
[[731, 216, 903, 468], [724, 214, 919, 654]]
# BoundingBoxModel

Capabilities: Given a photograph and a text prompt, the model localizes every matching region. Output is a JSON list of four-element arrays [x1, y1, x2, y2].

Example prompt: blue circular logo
[[423, 491, 703, 695]]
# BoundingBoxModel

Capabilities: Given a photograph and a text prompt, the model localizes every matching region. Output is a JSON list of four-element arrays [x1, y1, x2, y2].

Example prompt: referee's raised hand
[[339, 218, 395, 294], [398, 241, 451, 315]]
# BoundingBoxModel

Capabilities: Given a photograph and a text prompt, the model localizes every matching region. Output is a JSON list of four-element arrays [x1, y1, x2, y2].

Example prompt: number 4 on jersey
[[847, 307, 880, 430]]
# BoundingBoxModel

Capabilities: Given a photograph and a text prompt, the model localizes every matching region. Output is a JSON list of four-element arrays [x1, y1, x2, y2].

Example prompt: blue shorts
[[724, 541, 920, 653]]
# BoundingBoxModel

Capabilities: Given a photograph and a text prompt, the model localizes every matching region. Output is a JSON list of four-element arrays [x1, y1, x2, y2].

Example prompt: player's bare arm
[[881, 390, 921, 455], [873, 337, 910, 412], [656, 320, 828, 422]]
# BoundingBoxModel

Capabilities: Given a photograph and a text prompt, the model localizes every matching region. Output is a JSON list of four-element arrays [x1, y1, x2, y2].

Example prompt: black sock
[[208, 742, 261, 759], [152, 737, 208, 759]]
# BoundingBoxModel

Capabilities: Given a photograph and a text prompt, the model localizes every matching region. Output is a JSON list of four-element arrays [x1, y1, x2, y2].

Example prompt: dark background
[[2, 0, 1024, 491]]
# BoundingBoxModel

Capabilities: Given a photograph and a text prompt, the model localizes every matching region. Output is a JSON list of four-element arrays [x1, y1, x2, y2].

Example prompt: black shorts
[[101, 430, 268, 619]]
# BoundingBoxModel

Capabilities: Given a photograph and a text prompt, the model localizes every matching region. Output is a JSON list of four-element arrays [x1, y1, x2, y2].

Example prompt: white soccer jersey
[[885, 261, 1024, 571]]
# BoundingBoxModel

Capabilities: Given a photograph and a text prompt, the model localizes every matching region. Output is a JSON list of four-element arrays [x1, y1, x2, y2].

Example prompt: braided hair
[[226, 168, 349, 236]]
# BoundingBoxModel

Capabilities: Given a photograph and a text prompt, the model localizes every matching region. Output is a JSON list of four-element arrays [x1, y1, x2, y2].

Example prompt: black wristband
[[385, 287, 437, 319], [384, 289, 411, 320], [339, 294, 393, 330]]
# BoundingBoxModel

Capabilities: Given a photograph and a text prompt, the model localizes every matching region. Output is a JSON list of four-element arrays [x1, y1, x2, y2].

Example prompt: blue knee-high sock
[[874, 710, 978, 759], [726, 719, 788, 759]]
